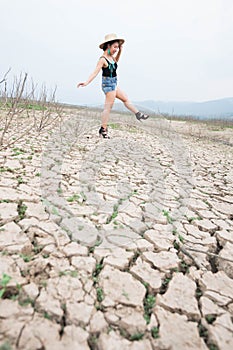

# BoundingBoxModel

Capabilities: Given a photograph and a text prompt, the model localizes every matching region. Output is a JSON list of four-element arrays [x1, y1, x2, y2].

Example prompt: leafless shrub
[[28, 81, 64, 132], [0, 70, 64, 149]]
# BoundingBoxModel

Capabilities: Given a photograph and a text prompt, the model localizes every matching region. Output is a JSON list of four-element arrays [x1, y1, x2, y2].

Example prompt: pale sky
[[1, 0, 233, 106]]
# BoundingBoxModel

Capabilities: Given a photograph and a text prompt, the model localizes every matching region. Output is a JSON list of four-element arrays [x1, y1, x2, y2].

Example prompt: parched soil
[[0, 108, 233, 350]]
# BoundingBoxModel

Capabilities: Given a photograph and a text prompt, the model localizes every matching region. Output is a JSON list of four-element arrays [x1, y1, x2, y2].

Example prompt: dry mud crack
[[0, 110, 233, 350]]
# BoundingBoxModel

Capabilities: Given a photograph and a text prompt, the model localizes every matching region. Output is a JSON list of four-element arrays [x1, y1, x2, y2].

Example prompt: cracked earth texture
[[0, 108, 233, 350]]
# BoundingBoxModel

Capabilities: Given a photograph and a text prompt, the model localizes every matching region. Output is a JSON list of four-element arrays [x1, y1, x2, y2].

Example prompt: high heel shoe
[[99, 126, 110, 139], [135, 111, 150, 122]]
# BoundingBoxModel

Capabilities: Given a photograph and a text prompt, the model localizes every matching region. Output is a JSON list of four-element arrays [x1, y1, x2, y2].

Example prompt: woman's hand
[[115, 44, 123, 62], [77, 82, 87, 88], [77, 60, 103, 88]]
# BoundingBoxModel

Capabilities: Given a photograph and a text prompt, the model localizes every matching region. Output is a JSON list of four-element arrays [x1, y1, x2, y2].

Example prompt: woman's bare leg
[[101, 90, 116, 129], [116, 87, 138, 114]]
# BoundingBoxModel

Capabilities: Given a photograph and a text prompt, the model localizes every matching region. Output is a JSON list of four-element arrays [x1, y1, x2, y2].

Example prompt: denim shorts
[[102, 76, 117, 94]]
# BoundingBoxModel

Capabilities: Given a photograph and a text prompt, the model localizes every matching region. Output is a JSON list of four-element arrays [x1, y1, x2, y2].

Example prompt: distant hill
[[112, 97, 233, 119]]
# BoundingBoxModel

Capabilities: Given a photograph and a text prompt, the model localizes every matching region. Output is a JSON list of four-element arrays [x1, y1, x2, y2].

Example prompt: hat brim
[[99, 38, 125, 49]]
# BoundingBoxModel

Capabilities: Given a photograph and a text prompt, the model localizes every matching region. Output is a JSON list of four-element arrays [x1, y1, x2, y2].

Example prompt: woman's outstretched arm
[[77, 58, 104, 87]]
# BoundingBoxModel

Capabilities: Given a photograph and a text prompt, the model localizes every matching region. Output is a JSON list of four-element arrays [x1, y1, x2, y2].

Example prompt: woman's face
[[109, 42, 119, 55]]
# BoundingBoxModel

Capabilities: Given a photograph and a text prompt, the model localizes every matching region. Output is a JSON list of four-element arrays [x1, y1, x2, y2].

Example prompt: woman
[[77, 33, 149, 138]]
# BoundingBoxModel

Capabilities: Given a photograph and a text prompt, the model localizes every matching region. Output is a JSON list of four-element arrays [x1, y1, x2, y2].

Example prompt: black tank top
[[101, 57, 118, 77]]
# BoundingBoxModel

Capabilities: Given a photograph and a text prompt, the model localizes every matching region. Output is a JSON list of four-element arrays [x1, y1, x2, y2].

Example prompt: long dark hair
[[103, 40, 119, 51]]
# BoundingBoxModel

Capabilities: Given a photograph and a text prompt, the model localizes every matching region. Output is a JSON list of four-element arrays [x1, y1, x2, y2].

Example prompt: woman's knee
[[104, 100, 114, 111], [118, 95, 129, 104], [123, 97, 130, 104]]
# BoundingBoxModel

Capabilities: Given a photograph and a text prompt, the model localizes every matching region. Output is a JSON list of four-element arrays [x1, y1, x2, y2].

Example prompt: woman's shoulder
[[98, 56, 108, 67], [99, 55, 107, 61]]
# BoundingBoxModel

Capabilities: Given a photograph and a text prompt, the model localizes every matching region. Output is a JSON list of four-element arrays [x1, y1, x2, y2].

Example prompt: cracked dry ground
[[0, 111, 233, 350]]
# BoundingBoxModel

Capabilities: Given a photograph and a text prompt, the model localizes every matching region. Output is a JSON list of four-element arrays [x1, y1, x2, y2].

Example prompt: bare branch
[[0, 67, 11, 84], [179, 244, 205, 270], [185, 246, 233, 264]]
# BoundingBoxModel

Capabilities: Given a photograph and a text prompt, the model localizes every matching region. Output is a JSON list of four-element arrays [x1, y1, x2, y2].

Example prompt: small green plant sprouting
[[61, 303, 66, 312], [17, 201, 27, 220], [143, 294, 156, 324], [122, 289, 130, 300], [162, 210, 174, 224], [12, 147, 26, 156], [106, 203, 119, 224], [96, 287, 104, 302], [1, 250, 8, 255], [16, 176, 24, 185], [142, 281, 149, 289], [44, 312, 51, 320], [144, 294, 156, 312], [129, 332, 144, 341], [160, 277, 171, 294], [178, 234, 184, 243], [113, 219, 120, 229], [70, 270, 78, 277], [32, 243, 43, 254], [196, 286, 203, 299], [88, 335, 98, 348], [0, 341, 13, 350], [198, 322, 208, 340], [112, 204, 119, 219], [88, 238, 102, 253], [0, 167, 14, 173], [93, 263, 103, 277], [173, 241, 180, 250], [186, 215, 202, 223], [119, 328, 128, 338], [106, 190, 138, 224], [180, 260, 190, 274], [51, 206, 59, 215], [151, 326, 160, 339], [205, 314, 216, 324], [80, 191, 87, 202], [107, 326, 113, 334], [18, 297, 35, 307], [59, 270, 78, 278], [92, 261, 104, 308], [0, 274, 12, 298], [59, 270, 69, 276], [208, 344, 218, 350], [16, 283, 22, 292], [40, 280, 47, 288], [19, 254, 32, 263], [67, 194, 80, 202]]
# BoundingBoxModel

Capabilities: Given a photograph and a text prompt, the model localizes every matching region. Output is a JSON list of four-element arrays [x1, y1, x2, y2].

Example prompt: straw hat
[[99, 33, 125, 49]]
